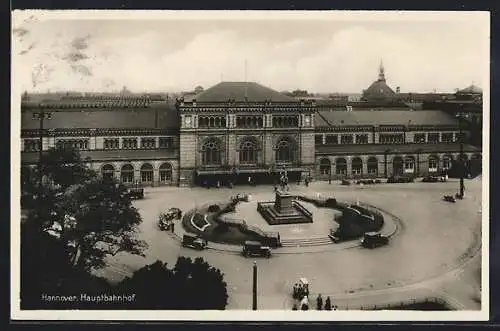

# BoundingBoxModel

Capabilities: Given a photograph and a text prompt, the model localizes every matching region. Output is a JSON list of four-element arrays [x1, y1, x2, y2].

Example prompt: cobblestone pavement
[[98, 178, 483, 311]]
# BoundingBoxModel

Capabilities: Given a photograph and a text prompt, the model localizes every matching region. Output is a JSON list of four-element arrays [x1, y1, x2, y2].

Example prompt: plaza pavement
[[99, 178, 483, 311]]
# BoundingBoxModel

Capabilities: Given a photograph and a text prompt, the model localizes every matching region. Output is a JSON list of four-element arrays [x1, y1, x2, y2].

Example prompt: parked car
[[127, 187, 144, 199], [387, 175, 414, 183], [182, 234, 208, 250], [443, 195, 456, 203], [341, 179, 351, 186], [167, 207, 182, 220], [242, 240, 271, 258], [422, 176, 439, 183], [328, 229, 342, 243], [361, 232, 389, 249]]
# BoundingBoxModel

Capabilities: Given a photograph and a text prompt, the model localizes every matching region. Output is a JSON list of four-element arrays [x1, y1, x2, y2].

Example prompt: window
[[340, 134, 354, 144], [326, 135, 338, 145], [367, 157, 378, 175], [121, 164, 135, 184], [355, 134, 369, 144], [199, 116, 226, 128], [414, 133, 426, 144], [140, 163, 154, 183], [456, 132, 466, 143], [104, 138, 119, 150], [427, 133, 439, 144], [443, 155, 453, 170], [275, 137, 295, 163], [24, 139, 40, 152], [404, 156, 415, 173], [201, 138, 222, 165], [159, 163, 172, 183], [315, 135, 323, 145], [441, 133, 453, 143], [159, 137, 174, 149], [272, 116, 299, 128], [335, 158, 347, 175], [379, 134, 404, 144], [239, 139, 258, 164], [236, 116, 264, 128], [319, 158, 331, 175], [55, 139, 89, 150], [101, 164, 115, 181], [428, 156, 438, 173], [122, 138, 138, 149], [141, 138, 156, 149], [352, 157, 363, 175]]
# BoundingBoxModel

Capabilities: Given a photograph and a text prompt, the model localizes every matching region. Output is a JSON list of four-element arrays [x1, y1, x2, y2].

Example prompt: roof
[[314, 110, 459, 127], [362, 80, 396, 101], [21, 106, 179, 130], [21, 96, 155, 109], [21, 149, 178, 164], [315, 143, 480, 156], [193, 82, 297, 102], [457, 84, 482, 94]]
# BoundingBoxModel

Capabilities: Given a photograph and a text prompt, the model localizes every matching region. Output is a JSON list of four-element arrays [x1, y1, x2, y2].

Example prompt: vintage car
[[242, 240, 271, 258], [341, 179, 351, 186], [443, 195, 457, 203], [126, 187, 144, 199], [387, 175, 414, 184], [361, 232, 389, 249], [328, 228, 342, 243], [182, 234, 208, 250], [166, 207, 183, 220]]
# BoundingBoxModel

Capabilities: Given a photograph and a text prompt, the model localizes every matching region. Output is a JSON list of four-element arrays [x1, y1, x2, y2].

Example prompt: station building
[[20, 65, 482, 187]]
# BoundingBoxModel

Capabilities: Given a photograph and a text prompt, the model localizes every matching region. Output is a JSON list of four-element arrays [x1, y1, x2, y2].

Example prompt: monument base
[[257, 190, 313, 225]]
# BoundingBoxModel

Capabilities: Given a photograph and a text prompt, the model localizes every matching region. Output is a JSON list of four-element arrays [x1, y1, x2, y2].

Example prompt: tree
[[39, 147, 96, 189], [55, 178, 147, 271], [117, 257, 228, 310]]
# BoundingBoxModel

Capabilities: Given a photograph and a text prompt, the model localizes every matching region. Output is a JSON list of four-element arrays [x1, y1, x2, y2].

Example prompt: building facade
[[20, 70, 482, 187]]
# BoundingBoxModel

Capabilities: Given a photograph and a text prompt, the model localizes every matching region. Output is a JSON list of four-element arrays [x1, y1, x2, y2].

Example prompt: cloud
[[13, 20, 487, 93]]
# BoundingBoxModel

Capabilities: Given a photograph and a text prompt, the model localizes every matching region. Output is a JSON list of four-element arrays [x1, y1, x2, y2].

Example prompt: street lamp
[[455, 113, 469, 198], [252, 261, 258, 310], [32, 107, 52, 187]]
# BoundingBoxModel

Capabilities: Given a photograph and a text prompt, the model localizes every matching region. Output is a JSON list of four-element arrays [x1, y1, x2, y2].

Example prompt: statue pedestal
[[274, 190, 295, 214]]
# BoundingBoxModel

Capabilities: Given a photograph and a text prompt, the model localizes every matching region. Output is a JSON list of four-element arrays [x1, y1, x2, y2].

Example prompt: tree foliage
[[117, 257, 229, 310]]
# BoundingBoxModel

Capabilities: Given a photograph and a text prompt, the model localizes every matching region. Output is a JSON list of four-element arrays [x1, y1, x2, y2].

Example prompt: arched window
[[121, 164, 134, 184], [101, 164, 115, 181], [201, 138, 222, 165], [393, 156, 404, 175], [140, 163, 154, 183], [367, 157, 378, 175], [239, 138, 258, 164], [319, 158, 331, 175], [428, 155, 439, 173], [159, 163, 172, 183], [275, 137, 295, 163], [404, 156, 415, 174], [335, 157, 347, 175], [443, 155, 453, 170], [209, 117, 215, 128], [257, 117, 263, 128], [352, 157, 363, 175]]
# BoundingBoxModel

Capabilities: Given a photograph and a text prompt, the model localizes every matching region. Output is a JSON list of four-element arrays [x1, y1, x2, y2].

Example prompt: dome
[[457, 84, 482, 94], [361, 61, 397, 102]]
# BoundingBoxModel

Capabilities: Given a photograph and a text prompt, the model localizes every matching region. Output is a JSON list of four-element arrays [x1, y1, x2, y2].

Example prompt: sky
[[12, 11, 489, 94]]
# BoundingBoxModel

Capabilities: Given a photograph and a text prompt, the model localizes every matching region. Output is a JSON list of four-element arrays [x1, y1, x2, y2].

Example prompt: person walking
[[316, 294, 323, 310], [324, 296, 332, 310]]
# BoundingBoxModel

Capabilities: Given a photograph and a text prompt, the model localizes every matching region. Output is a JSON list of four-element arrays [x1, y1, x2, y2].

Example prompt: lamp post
[[456, 113, 468, 198], [252, 261, 258, 310], [32, 106, 52, 209]]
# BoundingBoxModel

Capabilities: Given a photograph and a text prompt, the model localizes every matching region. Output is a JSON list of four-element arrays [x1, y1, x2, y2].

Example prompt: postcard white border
[[10, 9, 491, 321]]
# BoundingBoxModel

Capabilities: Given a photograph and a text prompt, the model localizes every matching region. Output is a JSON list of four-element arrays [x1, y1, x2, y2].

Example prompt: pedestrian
[[305, 177, 309, 187], [171, 222, 175, 233], [324, 296, 332, 311], [217, 180, 220, 188], [316, 294, 323, 310]]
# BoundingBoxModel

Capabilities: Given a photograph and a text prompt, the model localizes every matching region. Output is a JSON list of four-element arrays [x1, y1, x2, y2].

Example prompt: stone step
[[280, 237, 333, 247]]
